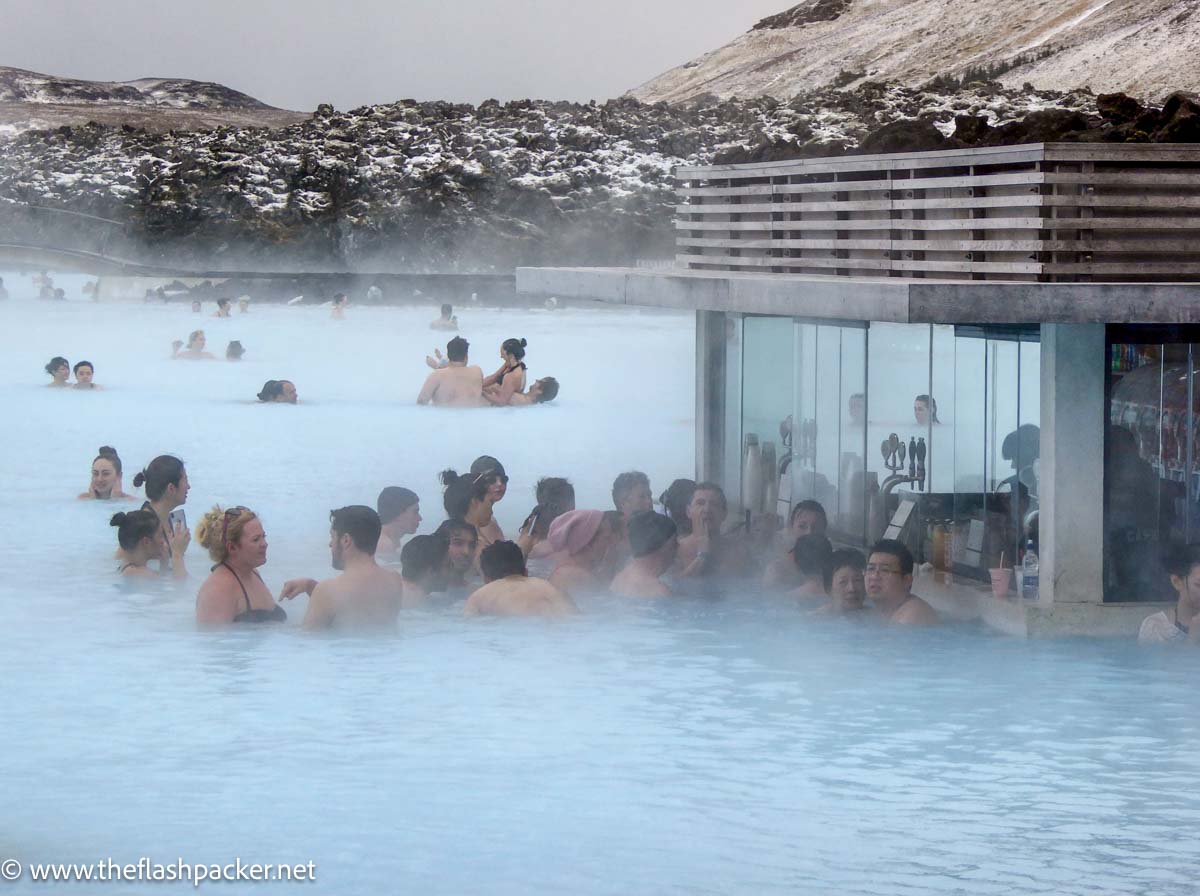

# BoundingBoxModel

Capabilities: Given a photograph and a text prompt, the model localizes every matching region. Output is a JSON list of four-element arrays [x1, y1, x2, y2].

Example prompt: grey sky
[[0, 0, 788, 111]]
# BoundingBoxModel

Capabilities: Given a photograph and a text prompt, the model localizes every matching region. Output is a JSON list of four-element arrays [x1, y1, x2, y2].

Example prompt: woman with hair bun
[[79, 446, 134, 501], [111, 509, 188, 579], [483, 337, 528, 403], [45, 356, 70, 387], [132, 455, 190, 574], [194, 505, 288, 625]]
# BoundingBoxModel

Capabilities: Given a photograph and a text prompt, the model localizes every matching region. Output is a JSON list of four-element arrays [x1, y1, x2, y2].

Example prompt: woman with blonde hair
[[194, 505, 289, 625]]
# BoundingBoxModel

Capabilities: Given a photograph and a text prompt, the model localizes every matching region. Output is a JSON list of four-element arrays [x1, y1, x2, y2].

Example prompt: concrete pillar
[[1039, 323, 1106, 604], [695, 310, 727, 486]]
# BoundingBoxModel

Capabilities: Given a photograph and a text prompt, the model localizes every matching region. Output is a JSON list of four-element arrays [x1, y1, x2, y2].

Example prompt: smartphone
[[169, 508, 187, 531], [523, 506, 541, 535]]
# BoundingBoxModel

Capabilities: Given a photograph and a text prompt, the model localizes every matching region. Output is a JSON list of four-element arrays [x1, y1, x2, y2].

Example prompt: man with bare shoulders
[[417, 336, 484, 407], [464, 541, 575, 617], [864, 539, 939, 626], [281, 506, 404, 630], [491, 376, 559, 406], [675, 482, 752, 581], [612, 511, 678, 598]]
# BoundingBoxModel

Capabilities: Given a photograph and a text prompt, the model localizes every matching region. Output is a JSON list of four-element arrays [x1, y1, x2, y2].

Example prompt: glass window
[[837, 327, 868, 542], [740, 316, 794, 524]]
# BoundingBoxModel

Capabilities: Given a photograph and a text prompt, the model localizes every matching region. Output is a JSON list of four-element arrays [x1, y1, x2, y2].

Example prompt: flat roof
[[517, 267, 1200, 324]]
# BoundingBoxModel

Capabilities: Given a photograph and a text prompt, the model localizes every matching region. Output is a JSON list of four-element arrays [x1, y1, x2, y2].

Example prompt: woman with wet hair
[[45, 356, 70, 387], [470, 456, 508, 544], [483, 337, 528, 403], [112, 509, 188, 578], [659, 479, 696, 536], [133, 455, 190, 575], [226, 340, 245, 361], [257, 380, 298, 403], [194, 505, 289, 625], [79, 446, 134, 501], [440, 469, 495, 570], [174, 330, 215, 360]]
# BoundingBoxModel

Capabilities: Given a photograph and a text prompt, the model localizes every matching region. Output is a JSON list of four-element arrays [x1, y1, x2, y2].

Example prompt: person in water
[[132, 455, 190, 577], [658, 479, 696, 535], [613, 472, 654, 521], [45, 356, 70, 387], [376, 486, 421, 558], [0, 276, 7, 301], [226, 340, 245, 361], [280, 506, 404, 630], [257, 380, 298, 403], [546, 510, 618, 596], [111, 509, 188, 579], [331, 293, 348, 319], [213, 298, 232, 318], [434, 518, 478, 591], [611, 511, 678, 598], [865, 539, 939, 625], [470, 456, 508, 544], [72, 360, 100, 390], [522, 476, 577, 565], [482, 337, 528, 404], [464, 541, 575, 617], [194, 506, 287, 625], [439, 469, 494, 566], [431, 303, 458, 331], [238, 297, 250, 313], [80, 446, 134, 500], [400, 534, 449, 606], [174, 330, 215, 359], [821, 548, 867, 614], [764, 501, 829, 590], [489, 377, 559, 406], [1138, 542, 1200, 644], [190, 300, 202, 313], [675, 483, 751, 580], [418, 336, 484, 407], [787, 534, 834, 602]]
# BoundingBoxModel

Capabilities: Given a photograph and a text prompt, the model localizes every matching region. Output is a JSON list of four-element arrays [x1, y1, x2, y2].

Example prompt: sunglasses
[[221, 506, 249, 543], [472, 470, 508, 485]]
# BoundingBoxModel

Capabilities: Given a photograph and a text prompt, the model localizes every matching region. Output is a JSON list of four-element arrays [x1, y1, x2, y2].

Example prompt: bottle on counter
[[1021, 538, 1039, 600]]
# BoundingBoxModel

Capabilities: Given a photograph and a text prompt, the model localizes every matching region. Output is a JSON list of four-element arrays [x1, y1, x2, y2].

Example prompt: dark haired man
[[612, 472, 653, 520], [282, 506, 403, 630], [497, 376, 559, 406], [434, 519, 478, 591], [764, 500, 828, 589], [417, 336, 484, 407], [431, 303, 458, 331], [72, 360, 100, 390], [464, 541, 575, 617], [676, 482, 751, 580], [400, 535, 449, 606], [865, 539, 938, 625]]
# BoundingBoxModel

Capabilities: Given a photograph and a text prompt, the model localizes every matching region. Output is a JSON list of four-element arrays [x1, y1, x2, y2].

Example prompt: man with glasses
[[864, 539, 939, 625]]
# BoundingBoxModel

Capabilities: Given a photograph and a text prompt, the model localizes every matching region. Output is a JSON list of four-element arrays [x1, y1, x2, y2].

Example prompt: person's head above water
[[90, 446, 123, 498], [1161, 542, 1200, 615], [401, 534, 448, 587], [377, 486, 421, 533], [789, 500, 828, 538], [527, 377, 559, 404], [434, 518, 478, 574], [612, 471, 653, 519], [133, 455, 188, 506], [865, 539, 915, 601], [440, 469, 491, 521], [196, 505, 263, 565], [501, 337, 527, 362], [824, 548, 866, 610], [330, 505, 382, 568], [109, 509, 162, 555], [547, 509, 609, 560], [659, 479, 696, 534], [470, 456, 508, 504], [257, 380, 297, 403], [72, 360, 94, 387], [226, 341, 245, 361], [480, 540, 527, 582], [627, 510, 678, 560], [440, 303, 453, 319], [446, 336, 469, 363], [45, 356, 69, 382], [791, 534, 834, 582], [687, 482, 728, 532], [187, 330, 206, 350]]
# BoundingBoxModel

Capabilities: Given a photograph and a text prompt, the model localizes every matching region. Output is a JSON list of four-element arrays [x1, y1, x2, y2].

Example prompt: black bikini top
[[218, 561, 287, 624], [498, 362, 526, 385]]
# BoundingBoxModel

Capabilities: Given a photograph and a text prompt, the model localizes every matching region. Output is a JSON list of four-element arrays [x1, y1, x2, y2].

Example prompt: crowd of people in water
[[42, 297, 560, 407]]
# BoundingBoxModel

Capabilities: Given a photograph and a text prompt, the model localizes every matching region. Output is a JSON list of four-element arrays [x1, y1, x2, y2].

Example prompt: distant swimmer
[[434, 519, 478, 592], [79, 446, 135, 501], [72, 360, 100, 389], [430, 303, 458, 331], [257, 379, 298, 403], [482, 337, 528, 404], [399, 534, 449, 606], [226, 340, 245, 361], [194, 505, 287, 625], [464, 541, 576, 617], [611, 511, 678, 598], [213, 298, 232, 318], [111, 509, 188, 579], [173, 330, 215, 360], [331, 293, 348, 319], [279, 506, 404, 631], [417, 336, 484, 407], [45, 356, 70, 387], [376, 486, 421, 558], [546, 509, 618, 596], [489, 376, 559, 406], [366, 284, 383, 303], [191, 300, 202, 313], [132, 455, 190, 576], [238, 296, 250, 313], [0, 276, 8, 300]]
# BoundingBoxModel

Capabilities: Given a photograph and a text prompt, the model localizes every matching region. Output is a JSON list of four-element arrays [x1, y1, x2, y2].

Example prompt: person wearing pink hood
[[546, 509, 619, 597]]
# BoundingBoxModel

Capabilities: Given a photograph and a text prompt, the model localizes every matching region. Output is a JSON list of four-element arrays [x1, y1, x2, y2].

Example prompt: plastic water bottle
[[1021, 539, 1039, 600]]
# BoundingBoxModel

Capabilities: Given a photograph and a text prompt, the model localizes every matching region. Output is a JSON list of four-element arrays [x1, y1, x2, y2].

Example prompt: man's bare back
[[417, 364, 484, 407], [464, 575, 575, 617], [304, 564, 404, 630]]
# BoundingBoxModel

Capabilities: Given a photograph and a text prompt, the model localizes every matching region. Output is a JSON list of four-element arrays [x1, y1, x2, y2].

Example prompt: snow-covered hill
[[630, 0, 1200, 104]]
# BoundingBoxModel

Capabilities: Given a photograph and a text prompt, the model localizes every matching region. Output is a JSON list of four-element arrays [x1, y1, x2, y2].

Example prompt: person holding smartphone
[[133, 455, 191, 576]]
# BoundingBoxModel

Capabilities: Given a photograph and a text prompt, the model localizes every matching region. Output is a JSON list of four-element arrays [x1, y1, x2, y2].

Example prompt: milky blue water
[[1, 278, 1199, 895]]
